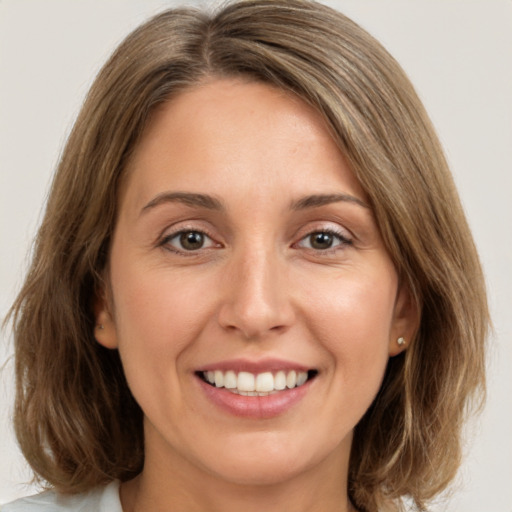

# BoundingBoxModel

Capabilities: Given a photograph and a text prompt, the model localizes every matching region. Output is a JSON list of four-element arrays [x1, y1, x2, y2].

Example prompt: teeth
[[201, 369, 311, 394], [274, 371, 287, 390], [224, 370, 237, 389], [214, 370, 224, 388], [237, 372, 255, 392], [297, 371, 308, 386], [255, 372, 274, 392], [286, 370, 297, 389]]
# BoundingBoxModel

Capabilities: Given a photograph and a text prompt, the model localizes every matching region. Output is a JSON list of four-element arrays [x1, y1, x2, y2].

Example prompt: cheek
[[305, 265, 396, 332], [302, 268, 397, 391], [110, 260, 218, 396], [114, 259, 212, 341]]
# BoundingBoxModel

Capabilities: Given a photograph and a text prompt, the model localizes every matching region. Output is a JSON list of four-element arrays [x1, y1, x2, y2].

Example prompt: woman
[[2, 1, 488, 511]]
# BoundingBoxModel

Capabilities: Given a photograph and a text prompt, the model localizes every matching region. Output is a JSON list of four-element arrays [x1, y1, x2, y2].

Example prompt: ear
[[388, 282, 419, 357], [93, 285, 119, 349]]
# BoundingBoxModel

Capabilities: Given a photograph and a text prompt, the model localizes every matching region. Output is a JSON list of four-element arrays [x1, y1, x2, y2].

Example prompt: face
[[96, 78, 415, 488]]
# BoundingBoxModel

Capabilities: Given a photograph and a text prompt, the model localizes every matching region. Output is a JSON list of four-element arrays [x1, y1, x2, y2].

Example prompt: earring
[[96, 324, 104, 330], [397, 336, 406, 346]]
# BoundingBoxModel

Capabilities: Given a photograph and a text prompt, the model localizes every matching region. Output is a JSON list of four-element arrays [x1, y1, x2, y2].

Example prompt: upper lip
[[196, 358, 313, 374]]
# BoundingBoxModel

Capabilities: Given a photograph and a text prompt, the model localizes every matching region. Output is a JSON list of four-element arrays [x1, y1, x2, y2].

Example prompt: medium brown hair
[[7, 1, 488, 510]]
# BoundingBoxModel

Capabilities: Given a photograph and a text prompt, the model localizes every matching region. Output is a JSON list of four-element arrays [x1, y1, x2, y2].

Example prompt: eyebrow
[[141, 192, 224, 215], [140, 191, 369, 217], [291, 193, 370, 210]]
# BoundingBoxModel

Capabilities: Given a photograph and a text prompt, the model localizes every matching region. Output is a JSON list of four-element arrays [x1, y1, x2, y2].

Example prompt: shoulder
[[1, 481, 121, 512]]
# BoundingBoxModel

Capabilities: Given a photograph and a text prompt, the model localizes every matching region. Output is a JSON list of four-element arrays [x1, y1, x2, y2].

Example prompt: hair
[[7, 1, 488, 511]]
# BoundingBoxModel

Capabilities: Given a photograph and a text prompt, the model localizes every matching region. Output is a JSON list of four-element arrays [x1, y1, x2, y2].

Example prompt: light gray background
[[1, 1, 511, 510]]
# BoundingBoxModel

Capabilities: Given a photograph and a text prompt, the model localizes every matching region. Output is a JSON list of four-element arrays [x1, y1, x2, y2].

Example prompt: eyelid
[[295, 220, 353, 241], [294, 223, 354, 253], [297, 230, 351, 246], [155, 220, 353, 255], [157, 224, 222, 255]]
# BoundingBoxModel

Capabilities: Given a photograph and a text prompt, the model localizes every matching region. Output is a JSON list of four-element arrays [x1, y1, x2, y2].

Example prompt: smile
[[199, 369, 318, 396]]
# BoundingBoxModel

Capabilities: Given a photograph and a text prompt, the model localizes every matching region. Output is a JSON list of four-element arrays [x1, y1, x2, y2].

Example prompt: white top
[[0, 480, 122, 512]]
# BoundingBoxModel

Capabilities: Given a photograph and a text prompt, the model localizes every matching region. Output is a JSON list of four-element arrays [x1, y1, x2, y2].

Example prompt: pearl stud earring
[[397, 336, 406, 346]]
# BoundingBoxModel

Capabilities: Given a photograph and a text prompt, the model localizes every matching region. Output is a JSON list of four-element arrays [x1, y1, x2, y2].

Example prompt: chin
[[209, 455, 311, 487], [194, 430, 343, 487]]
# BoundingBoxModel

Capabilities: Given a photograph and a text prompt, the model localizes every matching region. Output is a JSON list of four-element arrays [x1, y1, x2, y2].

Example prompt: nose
[[217, 247, 295, 340]]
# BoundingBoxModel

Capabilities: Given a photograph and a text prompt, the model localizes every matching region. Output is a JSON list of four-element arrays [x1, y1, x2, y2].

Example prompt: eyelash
[[159, 228, 218, 256], [158, 227, 353, 256], [295, 228, 353, 254]]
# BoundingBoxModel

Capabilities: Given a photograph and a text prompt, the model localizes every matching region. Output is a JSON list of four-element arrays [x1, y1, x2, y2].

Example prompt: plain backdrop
[[1, 1, 511, 510]]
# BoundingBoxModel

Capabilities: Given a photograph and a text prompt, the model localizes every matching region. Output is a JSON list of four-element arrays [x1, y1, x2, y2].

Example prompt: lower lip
[[197, 376, 312, 419]]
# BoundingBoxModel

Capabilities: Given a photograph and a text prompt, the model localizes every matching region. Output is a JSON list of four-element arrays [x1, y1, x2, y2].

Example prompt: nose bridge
[[218, 243, 293, 338]]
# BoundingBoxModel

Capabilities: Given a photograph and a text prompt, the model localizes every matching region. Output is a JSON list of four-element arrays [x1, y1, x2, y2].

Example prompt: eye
[[162, 230, 217, 252], [297, 230, 352, 251]]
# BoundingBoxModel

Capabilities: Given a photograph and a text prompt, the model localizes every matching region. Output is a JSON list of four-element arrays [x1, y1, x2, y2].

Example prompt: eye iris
[[310, 232, 333, 250], [180, 231, 204, 250]]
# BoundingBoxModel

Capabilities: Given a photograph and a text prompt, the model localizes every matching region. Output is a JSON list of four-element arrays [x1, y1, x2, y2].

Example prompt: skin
[[95, 78, 416, 512]]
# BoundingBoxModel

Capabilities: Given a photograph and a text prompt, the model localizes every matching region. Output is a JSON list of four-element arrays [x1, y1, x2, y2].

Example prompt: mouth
[[196, 369, 319, 396]]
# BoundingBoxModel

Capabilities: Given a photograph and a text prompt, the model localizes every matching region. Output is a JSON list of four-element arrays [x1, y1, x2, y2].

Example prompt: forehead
[[120, 78, 366, 214]]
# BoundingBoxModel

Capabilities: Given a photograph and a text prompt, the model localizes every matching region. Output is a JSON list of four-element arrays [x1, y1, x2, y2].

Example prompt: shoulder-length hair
[[8, 1, 488, 510]]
